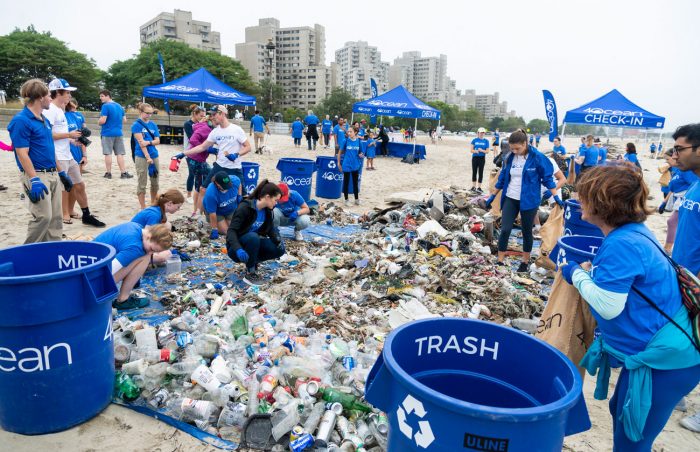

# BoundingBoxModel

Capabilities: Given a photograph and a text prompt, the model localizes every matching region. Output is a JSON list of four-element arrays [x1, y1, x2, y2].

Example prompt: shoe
[[516, 262, 529, 274], [469, 187, 477, 193], [344, 200, 352, 207], [113, 294, 149, 310], [104, 172, 112, 179], [0, 185, 7, 191], [496, 261, 506, 267], [120, 172, 134, 179], [354, 199, 360, 206], [675, 398, 688, 412], [186, 197, 194, 204], [476, 188, 483, 194], [243, 270, 265, 286], [82, 214, 106, 228], [294, 230, 304, 241], [680, 412, 700, 433]]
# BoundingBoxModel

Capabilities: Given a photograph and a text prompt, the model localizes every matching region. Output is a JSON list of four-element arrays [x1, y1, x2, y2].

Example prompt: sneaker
[[344, 199, 352, 207], [294, 230, 304, 241], [82, 214, 106, 228], [243, 271, 266, 286], [0, 185, 7, 191], [112, 294, 149, 310], [476, 188, 483, 194], [120, 172, 134, 179], [680, 412, 700, 433], [104, 172, 112, 179], [186, 197, 194, 204], [516, 262, 529, 273], [354, 199, 360, 206], [469, 187, 477, 193]]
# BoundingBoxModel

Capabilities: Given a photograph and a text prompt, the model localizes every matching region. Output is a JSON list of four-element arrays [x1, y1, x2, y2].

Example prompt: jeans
[[293, 137, 301, 146], [342, 171, 360, 199], [187, 158, 210, 192], [272, 208, 311, 231], [204, 163, 244, 193], [229, 231, 285, 271], [497, 196, 538, 253], [472, 155, 486, 183]]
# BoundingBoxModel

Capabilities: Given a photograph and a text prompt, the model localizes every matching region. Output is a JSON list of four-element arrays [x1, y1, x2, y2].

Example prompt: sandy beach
[[0, 129, 697, 451]]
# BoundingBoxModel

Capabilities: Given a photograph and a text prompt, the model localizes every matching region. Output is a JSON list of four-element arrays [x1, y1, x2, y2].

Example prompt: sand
[[0, 129, 697, 451]]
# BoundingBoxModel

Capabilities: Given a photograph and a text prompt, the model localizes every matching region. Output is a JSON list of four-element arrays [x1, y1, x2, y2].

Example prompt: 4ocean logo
[[283, 175, 312, 186]]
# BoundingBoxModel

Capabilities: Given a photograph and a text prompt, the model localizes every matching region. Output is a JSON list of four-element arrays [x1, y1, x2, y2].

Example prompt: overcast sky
[[2, 0, 697, 129]]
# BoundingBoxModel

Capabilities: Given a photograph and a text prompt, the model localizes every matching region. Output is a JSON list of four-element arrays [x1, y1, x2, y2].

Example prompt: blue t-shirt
[[553, 145, 566, 155], [535, 135, 541, 144], [333, 124, 347, 148], [341, 138, 362, 172], [321, 119, 333, 134], [591, 222, 682, 355], [529, 135, 534, 144], [598, 146, 608, 163], [131, 120, 160, 159], [7, 107, 56, 171], [673, 180, 700, 274], [669, 169, 698, 193], [249, 205, 266, 233], [493, 132, 500, 145], [100, 101, 125, 137], [203, 178, 241, 216], [94, 222, 146, 269], [131, 206, 163, 227], [471, 138, 490, 157], [365, 138, 376, 158], [358, 126, 366, 138], [65, 111, 85, 163], [624, 153, 640, 165], [304, 115, 319, 125], [250, 115, 266, 133], [291, 121, 304, 139], [579, 146, 600, 166], [650, 143, 657, 152], [277, 190, 306, 217]]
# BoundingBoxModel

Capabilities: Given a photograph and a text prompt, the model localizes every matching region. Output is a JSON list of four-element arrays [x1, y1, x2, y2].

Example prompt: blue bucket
[[315, 156, 342, 199], [241, 161, 260, 195], [563, 200, 603, 237], [276, 158, 315, 202], [0, 241, 118, 434], [556, 235, 603, 267], [365, 318, 590, 451]]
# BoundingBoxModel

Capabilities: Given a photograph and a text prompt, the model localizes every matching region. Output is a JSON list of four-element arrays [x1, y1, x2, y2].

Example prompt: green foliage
[[0, 26, 103, 109], [258, 79, 285, 118], [104, 39, 257, 113], [500, 116, 527, 132], [489, 117, 505, 130], [283, 107, 305, 123], [526, 119, 551, 134], [313, 88, 356, 119]]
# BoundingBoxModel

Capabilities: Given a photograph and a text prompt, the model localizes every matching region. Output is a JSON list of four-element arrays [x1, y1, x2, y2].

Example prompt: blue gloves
[[288, 211, 299, 222], [174, 153, 185, 160], [553, 195, 564, 208], [58, 171, 73, 192], [658, 202, 666, 214], [172, 249, 191, 262], [210, 229, 219, 240], [207, 147, 218, 155], [27, 177, 48, 203], [561, 262, 581, 285], [543, 191, 552, 200], [226, 153, 239, 162], [148, 163, 158, 178], [236, 248, 249, 262], [484, 194, 496, 210]]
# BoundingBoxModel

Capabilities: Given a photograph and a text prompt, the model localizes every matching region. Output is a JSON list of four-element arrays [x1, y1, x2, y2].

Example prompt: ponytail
[[248, 179, 282, 201], [153, 188, 185, 223]]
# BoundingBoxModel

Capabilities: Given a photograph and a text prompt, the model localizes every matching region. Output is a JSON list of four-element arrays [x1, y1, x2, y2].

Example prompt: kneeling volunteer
[[273, 182, 311, 241], [204, 171, 241, 239]]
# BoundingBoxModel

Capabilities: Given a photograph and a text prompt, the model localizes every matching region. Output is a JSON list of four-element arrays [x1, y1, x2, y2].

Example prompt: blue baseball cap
[[48, 78, 77, 92]]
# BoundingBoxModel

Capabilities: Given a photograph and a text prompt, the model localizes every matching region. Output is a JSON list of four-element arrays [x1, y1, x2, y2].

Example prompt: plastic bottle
[[137, 347, 177, 363], [246, 377, 260, 416], [121, 358, 148, 375], [193, 334, 219, 358], [166, 397, 219, 423], [210, 355, 232, 384], [114, 371, 140, 401], [192, 292, 209, 312], [271, 401, 301, 441], [134, 326, 158, 349], [191, 364, 223, 392], [315, 387, 371, 413], [166, 359, 201, 376], [302, 402, 325, 434]]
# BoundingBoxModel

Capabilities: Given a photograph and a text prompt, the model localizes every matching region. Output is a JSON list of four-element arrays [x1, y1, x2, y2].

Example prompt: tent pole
[[561, 123, 566, 139], [351, 112, 354, 124], [412, 117, 418, 163], [436, 119, 441, 146]]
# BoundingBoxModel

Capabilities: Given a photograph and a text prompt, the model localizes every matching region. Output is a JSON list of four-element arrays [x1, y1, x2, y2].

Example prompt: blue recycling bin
[[556, 235, 604, 267], [563, 200, 603, 237], [315, 156, 342, 199], [0, 241, 118, 434], [241, 161, 260, 195], [365, 318, 590, 451], [276, 158, 315, 202]]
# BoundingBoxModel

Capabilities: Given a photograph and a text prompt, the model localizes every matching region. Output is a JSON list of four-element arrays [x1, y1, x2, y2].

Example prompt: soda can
[[371, 413, 389, 434], [290, 425, 305, 442], [114, 344, 131, 363], [341, 355, 355, 371], [335, 415, 350, 438], [355, 419, 374, 444], [314, 409, 337, 447], [324, 402, 343, 416], [290, 432, 314, 452], [148, 387, 169, 409], [305, 380, 320, 396]]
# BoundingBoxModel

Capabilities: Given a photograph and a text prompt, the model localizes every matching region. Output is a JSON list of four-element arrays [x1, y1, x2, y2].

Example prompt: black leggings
[[379, 140, 389, 156], [472, 155, 486, 183], [342, 171, 359, 199], [497, 196, 538, 253]]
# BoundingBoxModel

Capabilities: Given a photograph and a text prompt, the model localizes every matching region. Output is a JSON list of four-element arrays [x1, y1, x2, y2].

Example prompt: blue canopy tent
[[142, 67, 256, 106], [352, 85, 441, 162]]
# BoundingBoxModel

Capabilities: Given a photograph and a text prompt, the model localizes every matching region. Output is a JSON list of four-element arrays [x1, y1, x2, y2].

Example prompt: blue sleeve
[[8, 118, 31, 148], [495, 163, 506, 190], [293, 191, 306, 208], [231, 175, 241, 194], [100, 104, 108, 116], [262, 118, 266, 125], [539, 156, 556, 189], [560, 146, 566, 155], [592, 240, 644, 294], [130, 123, 140, 134]]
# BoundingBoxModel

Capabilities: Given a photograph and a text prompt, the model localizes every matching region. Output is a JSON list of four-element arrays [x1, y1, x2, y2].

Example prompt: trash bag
[[488, 169, 502, 217], [535, 205, 564, 270]]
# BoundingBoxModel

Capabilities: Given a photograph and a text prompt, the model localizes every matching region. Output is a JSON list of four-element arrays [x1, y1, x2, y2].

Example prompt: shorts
[[215, 212, 234, 223], [135, 156, 159, 195], [57, 159, 83, 187], [101, 136, 126, 155], [187, 158, 211, 191]]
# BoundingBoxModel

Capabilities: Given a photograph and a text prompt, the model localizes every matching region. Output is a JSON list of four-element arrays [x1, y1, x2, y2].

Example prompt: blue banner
[[157, 52, 170, 114], [369, 78, 378, 125], [542, 90, 558, 142]]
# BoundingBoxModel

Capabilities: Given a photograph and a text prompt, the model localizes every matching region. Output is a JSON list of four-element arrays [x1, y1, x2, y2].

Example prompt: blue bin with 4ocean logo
[[365, 318, 590, 451], [315, 156, 342, 199], [241, 161, 260, 195], [276, 158, 315, 202], [0, 241, 118, 434]]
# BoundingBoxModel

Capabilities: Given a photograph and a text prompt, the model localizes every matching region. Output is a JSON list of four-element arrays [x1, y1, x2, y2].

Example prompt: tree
[[258, 78, 285, 119], [526, 119, 551, 134], [105, 39, 257, 113], [313, 88, 356, 119], [489, 117, 505, 131], [461, 108, 488, 132], [283, 107, 305, 123], [0, 26, 103, 109], [500, 116, 527, 132]]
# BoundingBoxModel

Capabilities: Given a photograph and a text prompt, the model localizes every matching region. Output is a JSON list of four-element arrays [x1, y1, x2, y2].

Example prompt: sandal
[[62, 218, 73, 224], [112, 294, 149, 310], [70, 213, 81, 219]]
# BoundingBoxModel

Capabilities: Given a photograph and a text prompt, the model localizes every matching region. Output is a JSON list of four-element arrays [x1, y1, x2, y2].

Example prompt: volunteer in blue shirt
[[529, 134, 534, 145], [534, 132, 541, 147], [492, 128, 501, 150], [659, 158, 697, 253], [273, 182, 311, 241], [321, 115, 333, 149], [8, 79, 67, 243], [358, 119, 367, 138], [304, 110, 320, 150], [552, 136, 569, 177], [623, 142, 641, 169], [64, 100, 88, 221], [484, 129, 561, 273], [553, 136, 566, 155], [650, 142, 657, 157], [98, 89, 132, 179], [333, 118, 348, 155], [290, 118, 304, 148], [470, 127, 490, 193], [594, 138, 608, 164], [226, 180, 285, 286], [131, 102, 161, 210], [95, 222, 172, 310], [575, 135, 600, 177], [203, 171, 241, 239], [364, 133, 377, 170], [560, 165, 700, 450], [132, 188, 185, 228], [338, 126, 364, 206], [250, 110, 270, 154]]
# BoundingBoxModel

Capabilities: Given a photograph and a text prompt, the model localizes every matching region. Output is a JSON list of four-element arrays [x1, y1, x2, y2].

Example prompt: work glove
[[210, 229, 219, 240], [553, 195, 565, 208], [148, 163, 158, 178], [172, 249, 192, 262], [561, 262, 581, 285], [288, 211, 299, 222], [207, 147, 218, 155], [58, 171, 73, 192], [484, 194, 496, 210], [658, 203, 667, 214], [226, 153, 239, 162], [174, 153, 185, 160], [542, 191, 552, 200], [236, 248, 249, 263], [26, 177, 48, 203]]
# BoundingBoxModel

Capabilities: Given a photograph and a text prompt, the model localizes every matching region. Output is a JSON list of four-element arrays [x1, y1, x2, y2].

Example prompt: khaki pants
[[254, 132, 265, 150], [21, 172, 62, 243], [135, 157, 160, 195]]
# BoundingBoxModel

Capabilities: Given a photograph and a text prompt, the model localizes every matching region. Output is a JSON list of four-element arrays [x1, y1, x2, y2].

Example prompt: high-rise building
[[335, 41, 389, 99], [388, 51, 457, 103], [140, 9, 221, 54], [235, 18, 333, 110], [474, 92, 510, 120]]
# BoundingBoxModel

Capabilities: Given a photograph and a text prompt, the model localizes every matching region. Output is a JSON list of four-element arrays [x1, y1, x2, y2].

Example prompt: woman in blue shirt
[[338, 126, 364, 206], [290, 117, 304, 148], [623, 142, 641, 169], [485, 130, 561, 273], [131, 102, 161, 209], [470, 127, 490, 193], [575, 135, 599, 178], [132, 188, 185, 228], [561, 165, 700, 450]]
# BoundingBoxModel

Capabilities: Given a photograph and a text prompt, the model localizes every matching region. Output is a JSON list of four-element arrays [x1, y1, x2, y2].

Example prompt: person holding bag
[[560, 165, 700, 450]]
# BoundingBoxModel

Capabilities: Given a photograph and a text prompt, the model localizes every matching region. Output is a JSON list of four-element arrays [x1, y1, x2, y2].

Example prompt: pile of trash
[[112, 188, 556, 450]]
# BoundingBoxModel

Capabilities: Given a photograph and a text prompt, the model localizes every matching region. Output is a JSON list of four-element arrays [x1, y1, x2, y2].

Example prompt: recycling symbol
[[248, 169, 256, 178], [328, 160, 337, 169], [564, 207, 571, 220], [396, 394, 435, 448], [556, 247, 567, 266]]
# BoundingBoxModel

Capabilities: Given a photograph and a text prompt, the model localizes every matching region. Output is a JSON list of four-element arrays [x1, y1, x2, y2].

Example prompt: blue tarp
[[563, 89, 665, 129], [143, 67, 256, 106], [352, 85, 441, 120]]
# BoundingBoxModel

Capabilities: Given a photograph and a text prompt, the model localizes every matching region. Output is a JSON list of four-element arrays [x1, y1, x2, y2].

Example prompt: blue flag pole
[[157, 52, 171, 115], [369, 78, 378, 125], [542, 90, 558, 142]]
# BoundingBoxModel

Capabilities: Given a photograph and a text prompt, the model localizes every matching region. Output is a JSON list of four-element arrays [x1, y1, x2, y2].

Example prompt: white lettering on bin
[[414, 335, 499, 360], [0, 342, 73, 373], [58, 254, 98, 270]]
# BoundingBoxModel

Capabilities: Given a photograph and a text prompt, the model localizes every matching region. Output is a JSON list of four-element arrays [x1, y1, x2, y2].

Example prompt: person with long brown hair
[[132, 102, 161, 209], [131, 188, 184, 228], [183, 104, 206, 202]]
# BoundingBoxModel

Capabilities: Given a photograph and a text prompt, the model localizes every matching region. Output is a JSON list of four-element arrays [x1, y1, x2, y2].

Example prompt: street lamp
[[265, 38, 276, 121]]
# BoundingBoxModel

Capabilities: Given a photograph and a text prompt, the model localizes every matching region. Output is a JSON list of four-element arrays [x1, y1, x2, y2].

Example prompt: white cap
[[477, 127, 486, 133], [48, 78, 77, 92]]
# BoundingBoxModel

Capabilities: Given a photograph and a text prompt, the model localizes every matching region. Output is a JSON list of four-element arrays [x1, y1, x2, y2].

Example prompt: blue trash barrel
[[241, 161, 260, 195], [365, 318, 590, 451], [315, 156, 342, 199], [556, 235, 604, 268], [276, 158, 315, 202], [0, 241, 118, 434], [563, 200, 603, 237]]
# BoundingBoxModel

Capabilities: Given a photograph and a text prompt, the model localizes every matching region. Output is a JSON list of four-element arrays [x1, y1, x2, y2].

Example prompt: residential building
[[335, 41, 389, 99], [475, 92, 511, 120], [388, 51, 458, 103], [140, 9, 221, 53]]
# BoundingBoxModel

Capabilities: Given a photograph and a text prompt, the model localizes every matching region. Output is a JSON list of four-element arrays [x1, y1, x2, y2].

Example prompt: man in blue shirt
[[98, 90, 132, 180], [304, 110, 320, 150], [650, 142, 657, 157], [321, 115, 333, 149], [203, 171, 241, 238], [8, 79, 64, 243], [333, 118, 348, 155], [273, 183, 311, 241], [249, 110, 270, 154], [535, 132, 541, 147], [671, 124, 700, 277]]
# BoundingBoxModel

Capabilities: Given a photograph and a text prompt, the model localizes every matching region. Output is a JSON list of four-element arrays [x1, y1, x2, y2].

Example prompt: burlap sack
[[488, 169, 502, 217], [658, 164, 671, 187], [535, 205, 564, 271], [536, 273, 597, 378], [566, 157, 577, 185]]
